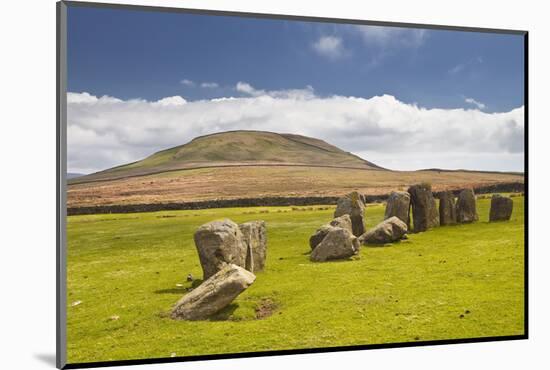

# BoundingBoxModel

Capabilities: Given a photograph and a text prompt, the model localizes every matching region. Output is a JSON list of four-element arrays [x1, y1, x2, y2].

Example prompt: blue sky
[[68, 6, 524, 113], [66, 5, 525, 173]]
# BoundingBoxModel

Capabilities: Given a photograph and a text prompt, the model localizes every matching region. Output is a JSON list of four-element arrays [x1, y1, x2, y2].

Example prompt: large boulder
[[384, 191, 410, 226], [489, 194, 513, 222], [360, 216, 408, 244], [309, 215, 353, 251], [438, 191, 457, 225], [194, 219, 247, 280], [309, 225, 333, 251], [310, 227, 359, 262], [239, 221, 267, 272], [408, 184, 440, 232], [171, 264, 255, 321], [456, 189, 479, 223], [330, 214, 353, 232], [334, 191, 366, 237]]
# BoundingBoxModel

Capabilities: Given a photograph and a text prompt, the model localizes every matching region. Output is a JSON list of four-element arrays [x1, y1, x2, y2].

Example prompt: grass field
[[66, 196, 525, 364]]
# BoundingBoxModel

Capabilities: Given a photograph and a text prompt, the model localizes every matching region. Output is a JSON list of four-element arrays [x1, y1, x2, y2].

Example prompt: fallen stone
[[438, 191, 457, 225], [309, 214, 353, 251], [330, 214, 353, 233], [194, 219, 247, 280], [334, 191, 366, 237], [171, 264, 256, 321], [360, 216, 408, 244], [456, 189, 479, 223], [489, 194, 513, 222], [384, 191, 410, 226], [310, 227, 359, 262], [239, 221, 267, 273]]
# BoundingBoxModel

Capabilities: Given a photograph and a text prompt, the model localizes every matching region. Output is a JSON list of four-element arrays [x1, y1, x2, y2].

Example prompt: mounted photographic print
[[56, 1, 527, 368]]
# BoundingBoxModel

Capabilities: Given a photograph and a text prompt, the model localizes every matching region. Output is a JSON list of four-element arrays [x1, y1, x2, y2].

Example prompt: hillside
[[67, 130, 524, 211], [69, 130, 383, 184]]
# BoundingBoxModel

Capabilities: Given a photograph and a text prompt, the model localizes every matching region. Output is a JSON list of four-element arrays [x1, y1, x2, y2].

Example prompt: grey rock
[[310, 227, 359, 262], [239, 221, 267, 272], [330, 214, 353, 233], [384, 191, 411, 226], [194, 219, 247, 280], [489, 194, 513, 222], [456, 189, 479, 223], [334, 191, 366, 237], [309, 225, 333, 251], [171, 264, 255, 320], [309, 215, 353, 251], [408, 184, 440, 232], [438, 191, 457, 225], [360, 216, 408, 244]]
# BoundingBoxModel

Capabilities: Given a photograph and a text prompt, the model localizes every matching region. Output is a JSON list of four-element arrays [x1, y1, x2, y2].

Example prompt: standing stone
[[456, 189, 479, 223], [384, 191, 410, 226], [194, 219, 247, 280], [489, 194, 513, 222], [239, 221, 267, 273], [171, 264, 256, 321], [438, 191, 457, 225], [310, 227, 359, 262], [360, 216, 408, 244], [408, 184, 440, 232], [334, 191, 366, 237]]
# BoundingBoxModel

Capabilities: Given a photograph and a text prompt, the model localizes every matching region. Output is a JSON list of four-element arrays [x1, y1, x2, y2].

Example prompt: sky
[[66, 5, 525, 174]]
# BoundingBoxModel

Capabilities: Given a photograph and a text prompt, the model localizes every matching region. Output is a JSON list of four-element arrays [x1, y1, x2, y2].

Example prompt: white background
[[0, 0, 547, 369]]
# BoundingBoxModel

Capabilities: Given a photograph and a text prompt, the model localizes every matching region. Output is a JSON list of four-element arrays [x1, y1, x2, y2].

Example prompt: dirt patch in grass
[[255, 298, 278, 319]]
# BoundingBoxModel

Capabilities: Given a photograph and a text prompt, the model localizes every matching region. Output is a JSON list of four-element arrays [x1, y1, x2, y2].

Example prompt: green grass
[[66, 197, 525, 364]]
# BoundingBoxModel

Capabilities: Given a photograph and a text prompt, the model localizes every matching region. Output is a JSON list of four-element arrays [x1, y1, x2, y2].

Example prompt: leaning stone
[[438, 191, 457, 225], [384, 191, 410, 225], [456, 189, 479, 223], [171, 264, 255, 321], [194, 219, 247, 280], [239, 221, 267, 273], [360, 216, 408, 244], [310, 227, 359, 262], [334, 191, 366, 237], [489, 194, 513, 222], [408, 184, 439, 232]]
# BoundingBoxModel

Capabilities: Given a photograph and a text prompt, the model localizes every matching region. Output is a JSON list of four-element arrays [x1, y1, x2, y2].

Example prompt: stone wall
[[67, 182, 524, 216]]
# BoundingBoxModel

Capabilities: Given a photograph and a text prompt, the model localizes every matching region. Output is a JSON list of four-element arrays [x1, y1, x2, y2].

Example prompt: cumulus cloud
[[312, 36, 347, 60], [67, 89, 524, 173], [464, 97, 486, 110], [200, 82, 219, 88]]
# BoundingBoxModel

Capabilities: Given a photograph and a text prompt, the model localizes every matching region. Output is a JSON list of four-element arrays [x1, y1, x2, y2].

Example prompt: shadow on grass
[[154, 279, 203, 294], [208, 304, 239, 321]]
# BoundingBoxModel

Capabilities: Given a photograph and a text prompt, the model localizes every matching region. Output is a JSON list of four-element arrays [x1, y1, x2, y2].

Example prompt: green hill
[[70, 130, 384, 184]]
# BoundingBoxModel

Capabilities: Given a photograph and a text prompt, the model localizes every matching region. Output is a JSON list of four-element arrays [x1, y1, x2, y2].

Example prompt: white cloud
[[67, 90, 524, 173], [448, 57, 484, 75], [312, 36, 347, 60], [180, 79, 195, 87], [464, 97, 486, 110], [200, 82, 219, 88], [354, 25, 427, 48], [153, 96, 187, 107], [235, 82, 315, 100]]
